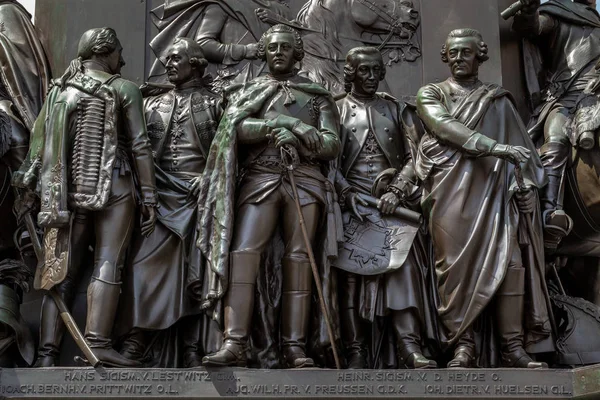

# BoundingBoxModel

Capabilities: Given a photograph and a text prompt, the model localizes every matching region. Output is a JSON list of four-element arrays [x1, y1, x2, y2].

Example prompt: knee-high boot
[[202, 251, 260, 367], [495, 267, 547, 369], [393, 308, 436, 369], [339, 272, 367, 369], [84, 278, 141, 367], [119, 329, 148, 362], [539, 139, 573, 251], [34, 281, 76, 368], [281, 256, 314, 368], [181, 316, 202, 368]]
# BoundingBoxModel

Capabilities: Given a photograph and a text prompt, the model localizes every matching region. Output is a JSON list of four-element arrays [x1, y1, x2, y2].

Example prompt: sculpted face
[[106, 41, 125, 74], [265, 32, 296, 75], [352, 53, 383, 96], [165, 43, 193, 85], [446, 36, 479, 79]]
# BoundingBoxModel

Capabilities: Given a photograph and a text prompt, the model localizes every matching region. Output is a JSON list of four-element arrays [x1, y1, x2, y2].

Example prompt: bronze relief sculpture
[[264, 0, 422, 95], [148, 0, 294, 91], [117, 38, 223, 368], [13, 27, 158, 367], [512, 0, 600, 307], [415, 29, 553, 368], [333, 46, 437, 370], [9, 2, 600, 396]]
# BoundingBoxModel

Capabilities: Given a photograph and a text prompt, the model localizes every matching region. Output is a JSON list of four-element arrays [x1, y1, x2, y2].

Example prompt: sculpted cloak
[[416, 81, 554, 363], [0, 1, 49, 366], [197, 74, 343, 366], [0, 0, 50, 250]]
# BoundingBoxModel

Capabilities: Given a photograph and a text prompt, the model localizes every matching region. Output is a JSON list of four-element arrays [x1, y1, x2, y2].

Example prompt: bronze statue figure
[[117, 38, 223, 368], [148, 0, 293, 91], [199, 24, 341, 368], [512, 0, 600, 251], [13, 27, 158, 367], [0, 0, 50, 367], [333, 46, 437, 369], [415, 29, 553, 369], [512, 0, 600, 308]]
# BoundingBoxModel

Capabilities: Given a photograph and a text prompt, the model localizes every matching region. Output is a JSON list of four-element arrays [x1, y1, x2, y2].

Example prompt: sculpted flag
[[335, 204, 420, 276]]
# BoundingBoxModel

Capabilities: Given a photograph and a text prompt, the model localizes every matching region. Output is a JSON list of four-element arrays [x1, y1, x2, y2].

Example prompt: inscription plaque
[[0, 367, 595, 399]]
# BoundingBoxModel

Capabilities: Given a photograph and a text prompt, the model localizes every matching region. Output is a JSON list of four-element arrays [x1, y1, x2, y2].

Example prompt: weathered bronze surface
[[117, 37, 223, 368], [4, 0, 600, 398]]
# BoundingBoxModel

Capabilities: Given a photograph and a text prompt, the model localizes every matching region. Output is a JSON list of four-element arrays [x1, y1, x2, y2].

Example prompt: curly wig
[[257, 24, 304, 62], [343, 46, 385, 93], [440, 28, 489, 64]]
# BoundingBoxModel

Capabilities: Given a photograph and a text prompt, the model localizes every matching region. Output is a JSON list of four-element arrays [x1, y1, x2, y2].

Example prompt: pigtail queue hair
[[58, 56, 84, 89]]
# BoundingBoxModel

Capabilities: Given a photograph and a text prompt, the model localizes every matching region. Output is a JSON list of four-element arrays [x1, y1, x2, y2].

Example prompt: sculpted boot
[[202, 251, 260, 367], [495, 267, 547, 369], [85, 278, 141, 367], [539, 139, 573, 251], [34, 292, 69, 367], [281, 257, 314, 368], [393, 308, 436, 369], [119, 329, 148, 362], [448, 328, 475, 368], [182, 316, 203, 368], [340, 272, 368, 369]]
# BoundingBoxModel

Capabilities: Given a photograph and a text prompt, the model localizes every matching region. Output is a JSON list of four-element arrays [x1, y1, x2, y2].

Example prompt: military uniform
[[118, 84, 223, 367], [202, 72, 340, 368], [14, 61, 157, 367], [335, 92, 436, 368]]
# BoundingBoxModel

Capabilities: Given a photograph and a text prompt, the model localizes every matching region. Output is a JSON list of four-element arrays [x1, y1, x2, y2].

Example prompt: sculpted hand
[[271, 127, 300, 148], [491, 144, 531, 165], [14, 189, 37, 222], [378, 191, 401, 215], [345, 192, 369, 222], [520, 0, 541, 14], [295, 126, 324, 153], [141, 205, 157, 237], [245, 43, 259, 60], [188, 175, 203, 200], [256, 8, 283, 25], [514, 186, 536, 214]]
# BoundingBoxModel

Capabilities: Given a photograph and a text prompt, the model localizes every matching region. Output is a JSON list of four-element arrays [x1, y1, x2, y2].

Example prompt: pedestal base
[[0, 366, 598, 399]]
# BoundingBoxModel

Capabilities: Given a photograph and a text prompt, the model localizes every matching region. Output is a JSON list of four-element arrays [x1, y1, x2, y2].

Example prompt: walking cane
[[280, 144, 342, 369], [15, 189, 100, 367]]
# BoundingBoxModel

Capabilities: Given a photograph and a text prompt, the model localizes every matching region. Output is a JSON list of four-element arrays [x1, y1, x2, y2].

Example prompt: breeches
[[230, 184, 322, 258], [543, 106, 570, 144], [56, 171, 136, 295]]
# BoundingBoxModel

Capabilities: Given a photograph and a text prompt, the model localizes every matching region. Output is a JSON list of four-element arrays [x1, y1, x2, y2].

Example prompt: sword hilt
[[280, 144, 299, 170]]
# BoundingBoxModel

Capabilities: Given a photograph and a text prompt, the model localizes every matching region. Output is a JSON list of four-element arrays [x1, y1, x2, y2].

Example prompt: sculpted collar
[[266, 70, 300, 105], [349, 91, 377, 104], [447, 77, 483, 101], [174, 78, 204, 91], [173, 79, 204, 97], [82, 60, 113, 74], [266, 69, 298, 82]]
